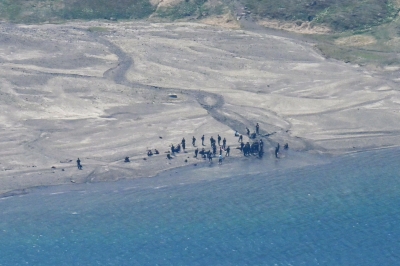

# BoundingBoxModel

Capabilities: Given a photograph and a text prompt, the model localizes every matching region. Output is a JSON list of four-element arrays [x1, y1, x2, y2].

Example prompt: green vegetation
[[242, 0, 399, 31], [156, 0, 203, 20], [1, 0, 400, 66], [61, 0, 155, 20]]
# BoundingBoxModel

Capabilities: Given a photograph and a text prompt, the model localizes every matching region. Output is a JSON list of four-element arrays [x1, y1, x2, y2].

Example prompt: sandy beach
[[1, 20, 400, 196]]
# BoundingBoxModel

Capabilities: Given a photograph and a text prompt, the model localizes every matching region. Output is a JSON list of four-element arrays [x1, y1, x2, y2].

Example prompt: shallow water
[[1, 149, 399, 265]]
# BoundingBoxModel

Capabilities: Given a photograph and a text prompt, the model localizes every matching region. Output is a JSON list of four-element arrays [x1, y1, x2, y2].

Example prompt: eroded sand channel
[[1, 21, 399, 194]]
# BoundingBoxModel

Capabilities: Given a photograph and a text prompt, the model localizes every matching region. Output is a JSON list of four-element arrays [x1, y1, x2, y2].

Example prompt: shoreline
[[1, 144, 396, 199]]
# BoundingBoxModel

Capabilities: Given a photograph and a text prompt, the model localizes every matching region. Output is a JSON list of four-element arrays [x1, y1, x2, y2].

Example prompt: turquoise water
[[1, 149, 399, 265]]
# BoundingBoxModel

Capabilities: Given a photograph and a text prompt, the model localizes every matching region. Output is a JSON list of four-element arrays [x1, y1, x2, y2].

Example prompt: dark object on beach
[[275, 144, 280, 158], [217, 135, 221, 146], [194, 148, 199, 158], [222, 138, 226, 149], [159, 136, 163, 139], [184, 159, 188, 163], [181, 138, 186, 150], [167, 154, 172, 159], [246, 127, 250, 135], [192, 136, 196, 146], [250, 132, 257, 139], [143, 158, 147, 160], [62, 169, 65, 171], [264, 132, 276, 137], [284, 143, 289, 150], [155, 149, 159, 154], [124, 157, 130, 162], [77, 158, 82, 170], [194, 163, 197, 166], [256, 123, 260, 134], [51, 166, 56, 169], [169, 94, 178, 98], [201, 135, 205, 146], [147, 150, 153, 156], [238, 134, 243, 142]]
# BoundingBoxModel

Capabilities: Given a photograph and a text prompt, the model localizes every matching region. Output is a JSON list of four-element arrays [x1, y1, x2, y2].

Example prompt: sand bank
[[1, 21, 400, 195]]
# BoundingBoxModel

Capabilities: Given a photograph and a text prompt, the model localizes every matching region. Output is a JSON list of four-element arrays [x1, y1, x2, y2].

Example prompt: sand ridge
[[1, 21, 400, 195]]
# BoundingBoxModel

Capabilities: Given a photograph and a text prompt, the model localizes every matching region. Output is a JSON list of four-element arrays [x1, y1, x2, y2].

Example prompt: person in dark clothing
[[213, 145, 217, 156], [284, 143, 289, 150], [217, 135, 221, 146], [147, 150, 153, 156], [259, 139, 264, 149], [208, 151, 212, 162], [192, 136, 196, 146], [181, 138, 186, 151], [220, 146, 223, 155], [226, 146, 230, 157], [201, 135, 205, 146], [238, 134, 243, 143], [246, 127, 250, 135], [171, 145, 175, 155], [210, 136, 215, 147], [194, 148, 199, 158], [275, 144, 280, 158], [167, 154, 172, 159], [240, 141, 244, 152], [77, 158, 82, 170], [259, 148, 264, 158], [222, 138, 226, 149], [124, 157, 130, 162], [256, 123, 260, 134], [245, 142, 251, 156], [154, 149, 159, 154], [199, 148, 205, 158]]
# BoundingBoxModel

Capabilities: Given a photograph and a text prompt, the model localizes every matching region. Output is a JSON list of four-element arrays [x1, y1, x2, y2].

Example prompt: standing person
[[219, 146, 223, 155], [213, 144, 217, 156], [194, 148, 199, 158], [208, 151, 212, 162], [217, 135, 221, 146], [240, 141, 244, 152], [225, 146, 230, 157], [77, 158, 82, 170], [275, 144, 280, 158], [181, 138, 186, 151], [210, 136, 215, 147], [246, 127, 250, 136], [201, 135, 205, 146], [192, 136, 196, 146], [171, 144, 175, 155], [238, 134, 243, 143], [218, 154, 223, 165], [222, 138, 227, 149], [256, 123, 260, 134]]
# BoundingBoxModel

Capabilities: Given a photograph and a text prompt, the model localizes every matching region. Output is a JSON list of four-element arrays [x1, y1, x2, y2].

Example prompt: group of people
[[76, 123, 289, 169]]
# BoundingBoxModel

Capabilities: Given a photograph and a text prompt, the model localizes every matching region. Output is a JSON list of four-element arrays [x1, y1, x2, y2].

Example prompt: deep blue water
[[1, 149, 400, 265]]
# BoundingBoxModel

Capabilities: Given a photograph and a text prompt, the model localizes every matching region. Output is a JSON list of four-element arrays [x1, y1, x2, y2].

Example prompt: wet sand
[[1, 20, 400, 195]]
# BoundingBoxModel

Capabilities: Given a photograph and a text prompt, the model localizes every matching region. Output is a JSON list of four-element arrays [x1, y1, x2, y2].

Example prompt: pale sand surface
[[1, 21, 400, 195]]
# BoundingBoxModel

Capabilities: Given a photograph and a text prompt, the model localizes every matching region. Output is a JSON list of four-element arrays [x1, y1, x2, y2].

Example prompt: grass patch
[[156, 0, 208, 20]]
